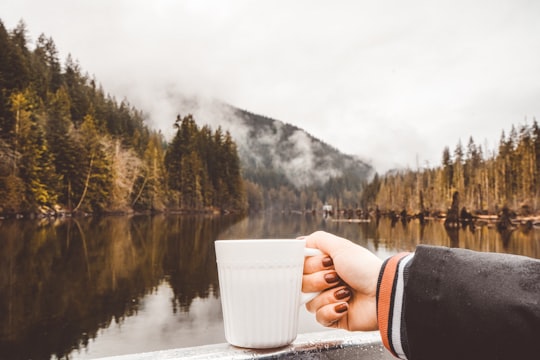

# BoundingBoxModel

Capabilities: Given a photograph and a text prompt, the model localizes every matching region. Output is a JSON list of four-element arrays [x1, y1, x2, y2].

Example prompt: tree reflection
[[0, 214, 538, 359], [162, 215, 238, 313], [445, 227, 460, 248], [0, 214, 242, 359], [498, 229, 513, 249]]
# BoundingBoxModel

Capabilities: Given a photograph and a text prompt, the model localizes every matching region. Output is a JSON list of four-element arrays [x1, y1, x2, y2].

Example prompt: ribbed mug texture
[[215, 240, 306, 349]]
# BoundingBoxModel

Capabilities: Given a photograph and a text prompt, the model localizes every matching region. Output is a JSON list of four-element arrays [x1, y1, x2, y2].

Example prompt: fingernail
[[322, 256, 333, 267], [334, 288, 351, 300], [335, 303, 348, 313], [324, 272, 339, 284]]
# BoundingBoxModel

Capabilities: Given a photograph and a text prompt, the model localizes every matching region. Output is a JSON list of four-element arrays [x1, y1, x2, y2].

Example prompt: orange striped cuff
[[377, 252, 412, 359]]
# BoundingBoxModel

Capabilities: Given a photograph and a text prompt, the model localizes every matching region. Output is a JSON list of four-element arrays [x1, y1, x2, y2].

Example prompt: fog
[[2, 0, 540, 172], [176, 97, 369, 187]]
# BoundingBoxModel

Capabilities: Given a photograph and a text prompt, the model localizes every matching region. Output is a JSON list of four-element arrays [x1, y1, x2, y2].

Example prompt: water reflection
[[73, 282, 224, 358], [222, 213, 540, 258], [0, 215, 241, 359], [0, 213, 538, 359]]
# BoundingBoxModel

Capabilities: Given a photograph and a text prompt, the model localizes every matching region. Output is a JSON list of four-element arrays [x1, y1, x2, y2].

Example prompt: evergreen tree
[[221, 131, 244, 209], [8, 20, 31, 91], [46, 86, 87, 209], [73, 113, 112, 212], [165, 115, 186, 194], [360, 173, 381, 208], [106, 138, 143, 211], [532, 119, 540, 193], [9, 89, 58, 210], [441, 146, 453, 192], [132, 131, 167, 211], [0, 20, 166, 214], [164, 115, 245, 212], [180, 151, 204, 208], [0, 21, 15, 135], [31, 34, 62, 99], [63, 54, 90, 125]]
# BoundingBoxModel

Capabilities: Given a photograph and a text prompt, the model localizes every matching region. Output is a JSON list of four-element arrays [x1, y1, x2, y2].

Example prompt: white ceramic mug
[[215, 239, 322, 349]]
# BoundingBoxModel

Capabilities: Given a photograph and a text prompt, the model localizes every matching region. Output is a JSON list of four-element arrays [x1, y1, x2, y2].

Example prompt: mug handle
[[300, 247, 324, 304]]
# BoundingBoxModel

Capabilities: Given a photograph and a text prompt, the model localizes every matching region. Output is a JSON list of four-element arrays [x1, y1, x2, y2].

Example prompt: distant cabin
[[322, 204, 333, 214]]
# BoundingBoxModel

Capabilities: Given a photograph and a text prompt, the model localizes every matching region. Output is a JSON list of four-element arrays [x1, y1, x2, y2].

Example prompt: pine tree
[[0, 21, 165, 214], [441, 146, 453, 194], [132, 131, 167, 211], [10, 89, 58, 210], [8, 20, 31, 91], [452, 140, 465, 199], [221, 131, 244, 210], [31, 34, 62, 99], [0, 21, 16, 135], [532, 120, 540, 198], [180, 151, 204, 209], [106, 138, 143, 211], [165, 115, 191, 191], [46, 86, 86, 209], [73, 113, 112, 212], [63, 54, 90, 125]]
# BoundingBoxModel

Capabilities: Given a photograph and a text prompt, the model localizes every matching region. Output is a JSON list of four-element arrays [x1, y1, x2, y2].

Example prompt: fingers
[[315, 302, 349, 327], [302, 269, 340, 292], [303, 231, 383, 296], [303, 252, 335, 293], [307, 286, 351, 328], [305, 286, 352, 313], [304, 254, 333, 274], [301, 231, 383, 332]]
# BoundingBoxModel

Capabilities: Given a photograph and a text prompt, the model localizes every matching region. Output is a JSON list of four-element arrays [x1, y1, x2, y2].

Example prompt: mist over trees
[[232, 108, 373, 212], [0, 20, 247, 215], [4, 19, 535, 218], [0, 19, 378, 217]]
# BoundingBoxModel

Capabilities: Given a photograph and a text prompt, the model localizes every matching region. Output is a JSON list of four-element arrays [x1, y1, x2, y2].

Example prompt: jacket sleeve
[[377, 245, 540, 360]]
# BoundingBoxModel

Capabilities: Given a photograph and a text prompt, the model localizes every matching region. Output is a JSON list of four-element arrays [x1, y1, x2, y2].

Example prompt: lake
[[0, 213, 538, 359]]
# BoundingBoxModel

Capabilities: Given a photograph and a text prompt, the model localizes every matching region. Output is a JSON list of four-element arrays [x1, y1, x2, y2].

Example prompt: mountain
[[173, 97, 373, 189]]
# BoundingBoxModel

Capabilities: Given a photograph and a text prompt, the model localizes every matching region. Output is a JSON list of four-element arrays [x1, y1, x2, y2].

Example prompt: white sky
[[2, 0, 540, 173]]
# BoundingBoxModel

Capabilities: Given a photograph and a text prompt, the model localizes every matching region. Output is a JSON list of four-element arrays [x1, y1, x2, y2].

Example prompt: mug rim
[[215, 238, 304, 244]]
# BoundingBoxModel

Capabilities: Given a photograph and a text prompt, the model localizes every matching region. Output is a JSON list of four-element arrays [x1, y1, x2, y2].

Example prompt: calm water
[[0, 213, 538, 359]]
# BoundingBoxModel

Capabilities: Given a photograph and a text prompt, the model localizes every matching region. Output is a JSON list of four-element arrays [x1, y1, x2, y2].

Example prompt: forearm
[[376, 245, 540, 360]]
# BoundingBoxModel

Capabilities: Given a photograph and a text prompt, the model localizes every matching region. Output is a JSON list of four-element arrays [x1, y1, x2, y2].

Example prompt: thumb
[[303, 231, 356, 258]]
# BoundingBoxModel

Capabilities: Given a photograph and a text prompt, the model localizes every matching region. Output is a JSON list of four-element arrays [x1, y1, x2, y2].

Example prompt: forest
[[0, 19, 376, 217], [361, 122, 540, 218], [0, 20, 246, 216], [2, 19, 539, 219]]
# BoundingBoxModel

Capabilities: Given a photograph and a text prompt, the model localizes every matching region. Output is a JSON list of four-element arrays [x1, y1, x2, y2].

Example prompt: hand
[[302, 231, 382, 331]]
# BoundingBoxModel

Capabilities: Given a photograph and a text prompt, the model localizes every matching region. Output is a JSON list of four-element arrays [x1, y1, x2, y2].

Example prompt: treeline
[[0, 20, 246, 215], [243, 171, 365, 214], [234, 108, 372, 212], [164, 114, 245, 211], [362, 122, 540, 216]]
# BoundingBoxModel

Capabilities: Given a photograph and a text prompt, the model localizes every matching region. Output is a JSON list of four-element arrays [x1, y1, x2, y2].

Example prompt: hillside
[[0, 19, 373, 215], [0, 20, 246, 215], [173, 97, 373, 190]]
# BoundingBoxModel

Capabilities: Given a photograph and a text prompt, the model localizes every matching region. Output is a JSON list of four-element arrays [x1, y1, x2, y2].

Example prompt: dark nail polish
[[334, 288, 351, 300], [335, 303, 348, 313], [324, 272, 339, 284], [322, 256, 333, 267]]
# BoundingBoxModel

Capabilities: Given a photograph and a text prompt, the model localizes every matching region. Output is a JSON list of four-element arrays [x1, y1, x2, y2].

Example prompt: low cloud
[[2, 0, 540, 173]]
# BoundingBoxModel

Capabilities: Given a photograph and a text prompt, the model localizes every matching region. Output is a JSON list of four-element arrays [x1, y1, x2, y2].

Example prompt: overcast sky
[[2, 0, 540, 173]]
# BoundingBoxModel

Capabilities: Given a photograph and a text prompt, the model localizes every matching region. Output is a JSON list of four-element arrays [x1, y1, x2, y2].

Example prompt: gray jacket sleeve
[[403, 245, 540, 360]]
